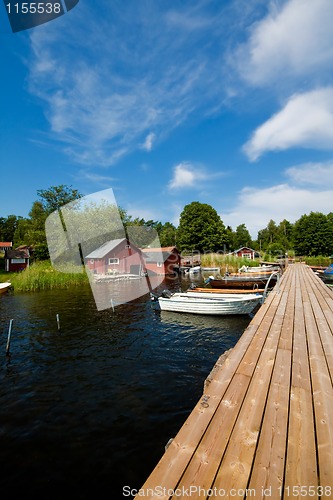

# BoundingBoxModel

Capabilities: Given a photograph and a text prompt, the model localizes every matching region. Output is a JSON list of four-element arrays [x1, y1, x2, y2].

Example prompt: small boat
[[189, 286, 265, 295], [0, 282, 11, 295], [151, 290, 262, 315], [201, 267, 220, 273], [319, 264, 333, 282], [323, 264, 333, 275], [238, 264, 280, 273], [188, 265, 201, 274], [207, 271, 279, 289]]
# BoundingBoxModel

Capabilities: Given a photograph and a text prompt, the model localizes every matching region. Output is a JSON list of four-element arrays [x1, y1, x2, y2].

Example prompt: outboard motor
[[150, 292, 159, 302], [161, 289, 172, 298], [204, 276, 214, 285]]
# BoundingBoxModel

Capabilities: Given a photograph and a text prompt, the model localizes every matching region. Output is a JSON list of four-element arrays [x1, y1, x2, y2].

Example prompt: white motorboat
[[238, 264, 280, 273], [151, 290, 262, 315], [0, 282, 11, 295]]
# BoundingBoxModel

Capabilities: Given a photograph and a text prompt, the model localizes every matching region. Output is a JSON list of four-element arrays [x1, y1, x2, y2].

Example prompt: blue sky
[[1, 0, 333, 238]]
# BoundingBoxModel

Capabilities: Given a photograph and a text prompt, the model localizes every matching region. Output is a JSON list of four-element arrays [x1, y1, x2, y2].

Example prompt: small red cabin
[[85, 238, 144, 275], [5, 246, 30, 272], [0, 242, 12, 253], [231, 246, 258, 260], [142, 246, 181, 275]]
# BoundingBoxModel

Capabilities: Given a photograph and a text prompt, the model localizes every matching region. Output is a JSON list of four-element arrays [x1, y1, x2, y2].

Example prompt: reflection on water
[[0, 279, 251, 498]]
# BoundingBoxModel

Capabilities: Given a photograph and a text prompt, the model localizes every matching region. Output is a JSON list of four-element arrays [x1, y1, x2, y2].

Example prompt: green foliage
[[200, 253, 260, 273], [257, 218, 294, 253], [176, 202, 229, 252], [0, 215, 23, 242], [37, 185, 82, 215], [302, 256, 332, 266], [158, 222, 177, 247], [8, 260, 88, 292], [266, 242, 284, 257], [233, 224, 253, 249], [293, 212, 333, 256]]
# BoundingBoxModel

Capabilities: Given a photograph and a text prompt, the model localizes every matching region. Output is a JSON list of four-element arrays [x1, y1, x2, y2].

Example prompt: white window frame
[[108, 258, 119, 265]]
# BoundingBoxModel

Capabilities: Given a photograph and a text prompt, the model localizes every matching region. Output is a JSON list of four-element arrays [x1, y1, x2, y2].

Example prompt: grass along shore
[[1, 260, 89, 292], [200, 254, 262, 273]]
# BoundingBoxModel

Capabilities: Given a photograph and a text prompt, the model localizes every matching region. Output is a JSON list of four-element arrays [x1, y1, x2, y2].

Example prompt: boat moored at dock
[[0, 282, 11, 295], [151, 289, 262, 316]]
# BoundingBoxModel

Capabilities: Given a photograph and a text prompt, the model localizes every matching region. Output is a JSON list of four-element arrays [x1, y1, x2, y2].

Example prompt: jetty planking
[[134, 264, 333, 499]]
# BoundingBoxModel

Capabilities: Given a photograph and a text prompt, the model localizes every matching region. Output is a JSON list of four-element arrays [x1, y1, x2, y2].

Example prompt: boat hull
[[209, 278, 276, 289], [0, 282, 11, 295], [157, 292, 261, 315]]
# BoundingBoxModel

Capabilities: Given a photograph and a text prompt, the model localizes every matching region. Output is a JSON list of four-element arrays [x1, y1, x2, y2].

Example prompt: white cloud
[[223, 183, 333, 238], [286, 161, 333, 187], [79, 171, 117, 185], [243, 87, 333, 160], [26, 1, 234, 167], [141, 133, 156, 152], [168, 162, 224, 190], [236, 0, 333, 86], [168, 162, 200, 189]]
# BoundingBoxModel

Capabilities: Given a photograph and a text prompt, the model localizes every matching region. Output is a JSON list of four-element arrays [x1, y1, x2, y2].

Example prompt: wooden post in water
[[56, 314, 61, 331], [6, 319, 13, 356]]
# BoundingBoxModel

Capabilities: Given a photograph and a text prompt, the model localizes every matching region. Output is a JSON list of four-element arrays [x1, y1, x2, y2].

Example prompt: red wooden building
[[85, 238, 144, 275], [4, 246, 30, 272], [231, 246, 259, 260], [0, 242, 12, 253], [142, 246, 181, 275]]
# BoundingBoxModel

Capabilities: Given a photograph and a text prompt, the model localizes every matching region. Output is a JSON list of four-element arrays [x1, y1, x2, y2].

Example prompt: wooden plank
[[299, 266, 333, 489], [248, 275, 294, 496], [208, 271, 292, 497], [284, 267, 318, 493], [210, 333, 282, 497], [173, 373, 249, 497], [248, 348, 291, 497]]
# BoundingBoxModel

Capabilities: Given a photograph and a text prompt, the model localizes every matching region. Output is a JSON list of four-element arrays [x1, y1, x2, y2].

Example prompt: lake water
[[0, 276, 251, 498]]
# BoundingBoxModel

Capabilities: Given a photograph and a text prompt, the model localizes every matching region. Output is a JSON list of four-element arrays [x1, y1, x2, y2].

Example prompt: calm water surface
[[0, 277, 251, 498]]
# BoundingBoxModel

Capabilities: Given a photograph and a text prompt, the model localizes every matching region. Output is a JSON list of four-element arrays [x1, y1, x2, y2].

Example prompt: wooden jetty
[[134, 264, 333, 498]]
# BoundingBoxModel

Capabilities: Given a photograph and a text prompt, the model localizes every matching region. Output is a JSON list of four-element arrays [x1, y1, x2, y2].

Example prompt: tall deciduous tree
[[233, 224, 253, 249], [37, 185, 82, 215], [293, 212, 333, 256], [176, 201, 229, 252], [0, 215, 22, 242]]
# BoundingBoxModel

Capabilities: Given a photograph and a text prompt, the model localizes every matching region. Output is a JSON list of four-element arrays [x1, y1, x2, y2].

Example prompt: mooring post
[[56, 314, 60, 331], [6, 319, 13, 356]]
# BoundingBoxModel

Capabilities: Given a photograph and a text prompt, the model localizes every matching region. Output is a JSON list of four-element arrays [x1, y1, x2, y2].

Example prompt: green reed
[[7, 261, 89, 292], [200, 253, 261, 273]]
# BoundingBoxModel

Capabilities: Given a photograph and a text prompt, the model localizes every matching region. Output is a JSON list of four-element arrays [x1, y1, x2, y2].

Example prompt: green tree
[[276, 219, 294, 253], [225, 225, 235, 251], [158, 222, 177, 247], [293, 212, 333, 256], [37, 185, 82, 215], [257, 219, 279, 251], [0, 215, 22, 242], [176, 202, 229, 252], [18, 185, 83, 261], [13, 217, 31, 246], [233, 224, 253, 249]]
